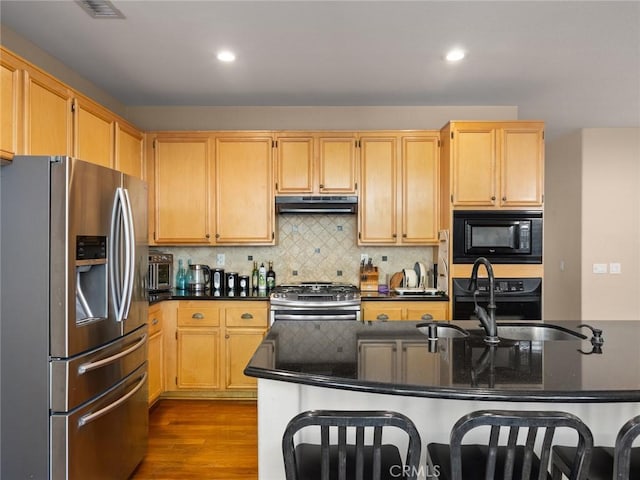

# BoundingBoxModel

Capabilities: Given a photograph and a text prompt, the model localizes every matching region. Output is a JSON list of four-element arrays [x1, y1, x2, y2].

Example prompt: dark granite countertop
[[148, 289, 269, 304], [244, 319, 640, 403], [360, 292, 449, 301]]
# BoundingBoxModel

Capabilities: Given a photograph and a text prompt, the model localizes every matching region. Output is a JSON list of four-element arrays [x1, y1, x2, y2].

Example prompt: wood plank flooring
[[130, 399, 258, 479]]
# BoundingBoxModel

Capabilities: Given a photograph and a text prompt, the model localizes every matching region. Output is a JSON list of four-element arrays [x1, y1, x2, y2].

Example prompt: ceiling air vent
[[76, 0, 125, 19]]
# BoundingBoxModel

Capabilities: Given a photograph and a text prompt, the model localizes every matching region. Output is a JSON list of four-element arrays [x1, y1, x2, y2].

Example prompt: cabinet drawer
[[225, 306, 268, 327], [362, 306, 404, 322], [148, 307, 163, 335], [178, 306, 219, 327]]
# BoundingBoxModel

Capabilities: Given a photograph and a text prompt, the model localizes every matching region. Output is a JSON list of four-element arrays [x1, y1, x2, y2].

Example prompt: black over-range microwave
[[453, 210, 543, 264]]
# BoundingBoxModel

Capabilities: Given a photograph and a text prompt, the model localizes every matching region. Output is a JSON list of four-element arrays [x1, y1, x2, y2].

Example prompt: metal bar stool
[[282, 410, 422, 480], [551, 414, 640, 480], [427, 410, 594, 480]]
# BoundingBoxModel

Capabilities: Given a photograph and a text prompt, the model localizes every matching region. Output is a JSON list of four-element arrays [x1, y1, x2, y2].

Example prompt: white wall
[[545, 128, 640, 320]]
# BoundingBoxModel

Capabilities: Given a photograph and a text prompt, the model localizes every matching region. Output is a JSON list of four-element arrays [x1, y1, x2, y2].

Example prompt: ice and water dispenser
[[75, 235, 108, 323]]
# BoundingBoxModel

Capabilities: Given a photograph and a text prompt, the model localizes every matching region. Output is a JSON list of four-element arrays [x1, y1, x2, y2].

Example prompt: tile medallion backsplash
[[162, 215, 435, 287]]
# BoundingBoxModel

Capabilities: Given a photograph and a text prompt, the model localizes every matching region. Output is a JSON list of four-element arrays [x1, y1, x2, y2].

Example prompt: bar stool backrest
[[282, 410, 422, 480], [449, 410, 594, 480], [613, 414, 640, 479]]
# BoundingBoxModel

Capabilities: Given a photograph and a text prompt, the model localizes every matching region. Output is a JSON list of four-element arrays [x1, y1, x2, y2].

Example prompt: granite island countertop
[[245, 319, 640, 403]]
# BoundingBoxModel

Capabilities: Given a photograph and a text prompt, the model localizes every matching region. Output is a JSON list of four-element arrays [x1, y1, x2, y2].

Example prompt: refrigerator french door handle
[[109, 189, 124, 321], [121, 188, 135, 320], [77, 372, 147, 428], [77, 333, 147, 375]]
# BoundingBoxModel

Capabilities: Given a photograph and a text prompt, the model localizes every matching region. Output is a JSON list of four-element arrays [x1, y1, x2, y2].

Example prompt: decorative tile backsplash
[[162, 215, 434, 287]]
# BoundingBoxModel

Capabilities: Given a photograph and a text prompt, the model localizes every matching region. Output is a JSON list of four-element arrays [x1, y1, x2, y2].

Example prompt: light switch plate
[[610, 262, 622, 274], [216, 253, 225, 266], [592, 263, 607, 274]]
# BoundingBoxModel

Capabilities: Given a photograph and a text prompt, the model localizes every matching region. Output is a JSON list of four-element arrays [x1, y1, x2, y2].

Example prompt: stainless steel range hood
[[275, 196, 358, 214]]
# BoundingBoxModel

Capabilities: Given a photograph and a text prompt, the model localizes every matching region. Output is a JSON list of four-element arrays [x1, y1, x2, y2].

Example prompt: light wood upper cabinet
[[74, 95, 115, 168], [317, 134, 358, 193], [401, 134, 440, 243], [275, 132, 357, 194], [115, 121, 144, 179], [358, 134, 398, 244], [359, 132, 440, 245], [23, 68, 73, 156], [444, 121, 544, 208], [1, 48, 23, 161], [215, 133, 275, 244], [153, 135, 212, 244]]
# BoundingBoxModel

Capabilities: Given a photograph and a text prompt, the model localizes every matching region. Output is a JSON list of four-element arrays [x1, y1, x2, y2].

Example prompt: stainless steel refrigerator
[[1, 156, 148, 479]]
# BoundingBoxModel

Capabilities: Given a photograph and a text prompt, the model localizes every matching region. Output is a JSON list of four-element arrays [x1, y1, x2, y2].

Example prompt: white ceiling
[[1, 1, 639, 139]]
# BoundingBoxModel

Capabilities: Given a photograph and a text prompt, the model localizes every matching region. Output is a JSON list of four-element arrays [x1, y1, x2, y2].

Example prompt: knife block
[[359, 266, 379, 292]]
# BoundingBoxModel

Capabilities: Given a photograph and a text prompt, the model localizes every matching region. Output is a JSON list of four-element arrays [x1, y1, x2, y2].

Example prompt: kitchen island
[[245, 319, 640, 479]]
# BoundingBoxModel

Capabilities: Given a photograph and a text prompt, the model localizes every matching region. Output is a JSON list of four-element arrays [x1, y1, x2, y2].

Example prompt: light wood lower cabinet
[[362, 300, 449, 322], [358, 340, 440, 385], [163, 300, 267, 396], [147, 303, 164, 404]]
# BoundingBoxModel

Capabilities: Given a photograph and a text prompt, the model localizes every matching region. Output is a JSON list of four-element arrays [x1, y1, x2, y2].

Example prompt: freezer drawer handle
[[78, 372, 147, 428], [77, 334, 147, 375]]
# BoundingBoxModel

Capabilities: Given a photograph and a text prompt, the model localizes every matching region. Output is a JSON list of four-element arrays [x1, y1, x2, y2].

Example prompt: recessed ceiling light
[[445, 48, 466, 62], [217, 51, 236, 63]]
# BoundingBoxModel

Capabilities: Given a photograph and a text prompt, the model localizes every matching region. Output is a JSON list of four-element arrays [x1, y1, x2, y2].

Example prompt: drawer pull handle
[[151, 318, 159, 325], [241, 313, 254, 320], [377, 314, 389, 321], [192, 313, 204, 319]]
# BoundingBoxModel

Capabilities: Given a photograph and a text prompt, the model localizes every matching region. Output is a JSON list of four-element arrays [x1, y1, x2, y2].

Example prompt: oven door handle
[[273, 314, 358, 321]]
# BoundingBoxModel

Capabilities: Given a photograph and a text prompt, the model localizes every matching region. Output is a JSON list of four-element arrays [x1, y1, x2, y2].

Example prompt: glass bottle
[[258, 262, 267, 292], [266, 261, 276, 290], [176, 259, 187, 290], [251, 261, 259, 291]]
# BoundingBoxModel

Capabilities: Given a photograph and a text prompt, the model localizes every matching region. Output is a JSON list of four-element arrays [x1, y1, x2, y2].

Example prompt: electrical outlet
[[216, 253, 225, 266], [610, 262, 622, 274], [360, 253, 369, 264]]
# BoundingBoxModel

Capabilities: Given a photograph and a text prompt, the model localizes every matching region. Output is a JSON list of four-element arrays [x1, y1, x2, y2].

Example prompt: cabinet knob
[[192, 312, 204, 319], [225, 334, 230, 339], [502, 196, 507, 201], [151, 318, 159, 325], [205, 234, 210, 239], [491, 196, 496, 201], [241, 313, 253, 319], [402, 233, 407, 238], [319, 184, 324, 189]]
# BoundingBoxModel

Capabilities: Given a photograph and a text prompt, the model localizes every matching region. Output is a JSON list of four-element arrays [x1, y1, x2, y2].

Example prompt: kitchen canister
[[212, 268, 225, 290], [226, 272, 239, 292], [239, 275, 250, 294]]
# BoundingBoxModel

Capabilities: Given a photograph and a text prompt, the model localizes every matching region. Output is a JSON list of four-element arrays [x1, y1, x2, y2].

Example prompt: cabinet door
[[402, 135, 439, 243], [275, 135, 314, 193], [154, 136, 212, 244], [401, 342, 439, 385], [147, 305, 164, 403], [318, 135, 357, 193], [23, 69, 73, 155], [177, 329, 220, 389], [224, 328, 265, 390], [451, 126, 496, 206], [115, 121, 144, 179], [74, 96, 115, 168], [1, 49, 22, 160], [358, 341, 397, 382], [215, 135, 274, 244], [500, 126, 544, 206], [358, 135, 398, 244]]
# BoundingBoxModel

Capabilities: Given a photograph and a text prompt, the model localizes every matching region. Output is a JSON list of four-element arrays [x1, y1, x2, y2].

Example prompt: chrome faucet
[[468, 257, 500, 344]]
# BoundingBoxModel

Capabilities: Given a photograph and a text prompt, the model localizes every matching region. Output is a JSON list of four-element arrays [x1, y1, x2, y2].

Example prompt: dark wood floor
[[130, 399, 258, 479]]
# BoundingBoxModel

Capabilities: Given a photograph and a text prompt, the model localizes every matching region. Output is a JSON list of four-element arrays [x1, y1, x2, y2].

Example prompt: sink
[[416, 321, 470, 339], [496, 322, 587, 341]]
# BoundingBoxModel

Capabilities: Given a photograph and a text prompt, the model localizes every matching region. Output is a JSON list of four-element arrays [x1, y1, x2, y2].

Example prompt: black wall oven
[[453, 210, 542, 264], [452, 277, 542, 321]]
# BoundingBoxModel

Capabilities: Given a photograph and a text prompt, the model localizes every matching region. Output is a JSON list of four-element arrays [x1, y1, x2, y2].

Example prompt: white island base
[[257, 378, 638, 480]]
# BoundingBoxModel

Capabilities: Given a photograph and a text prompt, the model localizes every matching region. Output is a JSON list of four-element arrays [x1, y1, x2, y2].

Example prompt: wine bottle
[[176, 259, 187, 290], [251, 261, 259, 291], [266, 261, 276, 290]]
